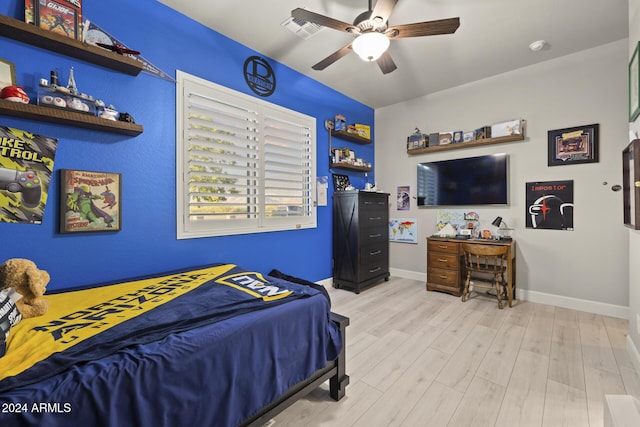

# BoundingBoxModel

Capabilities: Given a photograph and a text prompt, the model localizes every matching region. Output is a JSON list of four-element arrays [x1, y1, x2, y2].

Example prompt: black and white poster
[[526, 180, 574, 230]]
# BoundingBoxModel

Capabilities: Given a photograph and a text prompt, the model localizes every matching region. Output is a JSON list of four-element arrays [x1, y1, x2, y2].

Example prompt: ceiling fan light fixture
[[352, 32, 390, 62]]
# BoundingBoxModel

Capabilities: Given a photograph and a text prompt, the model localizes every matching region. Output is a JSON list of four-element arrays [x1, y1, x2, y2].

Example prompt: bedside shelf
[[0, 15, 143, 75], [0, 99, 143, 136], [407, 134, 525, 155], [331, 129, 372, 144]]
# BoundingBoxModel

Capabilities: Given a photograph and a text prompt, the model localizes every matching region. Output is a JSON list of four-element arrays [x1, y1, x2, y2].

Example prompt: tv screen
[[417, 153, 508, 206]]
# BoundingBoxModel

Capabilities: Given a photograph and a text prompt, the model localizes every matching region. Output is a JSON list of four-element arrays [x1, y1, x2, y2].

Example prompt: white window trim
[[176, 70, 317, 239]]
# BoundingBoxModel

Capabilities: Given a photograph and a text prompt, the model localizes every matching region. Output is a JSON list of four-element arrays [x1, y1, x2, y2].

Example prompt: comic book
[[0, 126, 58, 224], [25, 0, 83, 40], [60, 169, 121, 233]]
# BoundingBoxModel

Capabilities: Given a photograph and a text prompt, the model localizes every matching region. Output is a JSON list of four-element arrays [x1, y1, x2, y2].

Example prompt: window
[[176, 71, 316, 239]]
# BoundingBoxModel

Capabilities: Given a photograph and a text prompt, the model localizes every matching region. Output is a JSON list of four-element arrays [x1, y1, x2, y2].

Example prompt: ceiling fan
[[291, 0, 460, 74]]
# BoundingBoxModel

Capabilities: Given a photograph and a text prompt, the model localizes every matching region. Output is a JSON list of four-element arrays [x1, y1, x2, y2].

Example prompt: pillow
[[0, 289, 22, 357]]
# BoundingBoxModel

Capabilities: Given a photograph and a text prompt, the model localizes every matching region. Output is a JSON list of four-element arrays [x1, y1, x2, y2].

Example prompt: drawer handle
[[438, 258, 449, 263], [369, 233, 381, 238], [370, 250, 382, 255], [438, 245, 449, 249], [364, 201, 373, 205], [439, 275, 448, 279], [369, 267, 382, 273], [369, 216, 382, 221]]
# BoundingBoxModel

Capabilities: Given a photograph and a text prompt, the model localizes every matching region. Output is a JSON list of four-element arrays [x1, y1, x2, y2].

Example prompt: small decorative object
[[60, 169, 122, 233], [0, 86, 29, 103], [118, 112, 135, 123], [452, 131, 464, 144], [481, 230, 492, 239], [438, 132, 453, 145], [67, 67, 78, 95], [623, 139, 640, 229], [428, 133, 439, 146], [474, 126, 491, 140], [630, 41, 640, 122], [355, 123, 371, 139], [25, 0, 83, 40], [491, 119, 525, 138], [407, 127, 427, 150], [99, 106, 119, 121], [547, 123, 599, 166], [463, 131, 474, 142], [332, 174, 350, 191], [334, 114, 346, 131], [0, 58, 16, 89]]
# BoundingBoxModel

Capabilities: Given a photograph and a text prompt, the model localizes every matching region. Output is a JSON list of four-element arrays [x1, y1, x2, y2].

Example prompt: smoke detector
[[529, 40, 546, 52]]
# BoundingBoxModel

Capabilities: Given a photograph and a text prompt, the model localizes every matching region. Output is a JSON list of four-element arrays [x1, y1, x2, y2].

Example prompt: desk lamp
[[491, 216, 513, 240]]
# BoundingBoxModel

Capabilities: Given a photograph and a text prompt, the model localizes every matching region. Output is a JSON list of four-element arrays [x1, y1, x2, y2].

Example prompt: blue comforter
[[0, 263, 341, 427]]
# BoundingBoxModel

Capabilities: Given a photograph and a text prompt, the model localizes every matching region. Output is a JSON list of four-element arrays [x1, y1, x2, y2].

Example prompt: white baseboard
[[628, 335, 640, 377], [389, 269, 629, 320], [604, 395, 640, 427]]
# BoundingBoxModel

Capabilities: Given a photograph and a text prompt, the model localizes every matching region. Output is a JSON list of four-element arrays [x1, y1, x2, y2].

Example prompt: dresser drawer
[[428, 267, 459, 286], [360, 259, 389, 281], [427, 252, 460, 270], [360, 243, 388, 264], [427, 240, 459, 254]]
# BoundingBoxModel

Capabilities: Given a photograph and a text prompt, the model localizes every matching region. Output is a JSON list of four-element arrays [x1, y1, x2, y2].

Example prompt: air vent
[[281, 15, 324, 40]]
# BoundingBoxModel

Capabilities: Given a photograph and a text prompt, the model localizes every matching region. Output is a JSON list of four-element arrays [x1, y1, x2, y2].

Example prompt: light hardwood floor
[[272, 277, 640, 427]]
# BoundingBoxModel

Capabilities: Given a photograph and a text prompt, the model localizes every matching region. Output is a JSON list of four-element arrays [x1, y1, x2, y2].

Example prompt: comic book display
[[60, 169, 121, 233], [0, 126, 58, 224], [25, 0, 83, 40]]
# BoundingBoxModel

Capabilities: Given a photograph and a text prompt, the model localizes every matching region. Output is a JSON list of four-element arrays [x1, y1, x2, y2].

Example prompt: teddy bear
[[0, 258, 50, 319]]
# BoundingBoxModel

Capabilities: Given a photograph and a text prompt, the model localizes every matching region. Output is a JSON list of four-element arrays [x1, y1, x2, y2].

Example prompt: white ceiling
[[157, 0, 629, 109]]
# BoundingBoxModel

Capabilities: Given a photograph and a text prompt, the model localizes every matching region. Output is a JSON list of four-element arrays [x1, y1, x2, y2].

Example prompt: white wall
[[627, 0, 640, 373], [375, 39, 629, 317]]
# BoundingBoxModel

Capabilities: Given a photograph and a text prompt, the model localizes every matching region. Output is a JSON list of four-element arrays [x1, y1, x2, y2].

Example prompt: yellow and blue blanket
[[0, 263, 322, 393]]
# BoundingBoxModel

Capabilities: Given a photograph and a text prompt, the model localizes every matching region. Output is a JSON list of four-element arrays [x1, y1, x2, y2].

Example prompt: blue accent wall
[[0, 0, 374, 290]]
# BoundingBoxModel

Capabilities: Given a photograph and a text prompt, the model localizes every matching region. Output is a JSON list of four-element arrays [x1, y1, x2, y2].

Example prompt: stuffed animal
[[0, 258, 50, 319]]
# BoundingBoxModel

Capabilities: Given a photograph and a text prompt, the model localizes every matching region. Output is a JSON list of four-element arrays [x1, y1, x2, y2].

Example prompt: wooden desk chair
[[460, 243, 509, 309]]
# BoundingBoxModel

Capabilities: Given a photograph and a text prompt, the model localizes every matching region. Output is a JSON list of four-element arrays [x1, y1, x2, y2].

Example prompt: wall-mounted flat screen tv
[[417, 153, 508, 206]]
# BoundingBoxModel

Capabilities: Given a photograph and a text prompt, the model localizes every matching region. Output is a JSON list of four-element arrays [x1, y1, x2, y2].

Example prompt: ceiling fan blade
[[312, 43, 353, 71], [292, 8, 358, 34], [371, 0, 398, 25], [376, 51, 397, 74], [387, 17, 460, 39]]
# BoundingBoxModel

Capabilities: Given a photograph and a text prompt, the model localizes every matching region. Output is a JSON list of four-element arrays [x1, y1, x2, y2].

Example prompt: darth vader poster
[[526, 180, 574, 230]]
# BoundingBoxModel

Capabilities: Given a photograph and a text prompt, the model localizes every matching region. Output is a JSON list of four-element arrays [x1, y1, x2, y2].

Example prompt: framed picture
[[60, 169, 121, 233], [0, 58, 16, 89], [623, 139, 640, 229], [332, 174, 350, 191], [547, 123, 599, 166], [630, 41, 640, 122]]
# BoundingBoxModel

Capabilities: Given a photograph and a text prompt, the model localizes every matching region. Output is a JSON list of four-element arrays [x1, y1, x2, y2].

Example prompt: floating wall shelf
[[0, 15, 144, 75], [0, 99, 144, 136], [406, 134, 525, 155]]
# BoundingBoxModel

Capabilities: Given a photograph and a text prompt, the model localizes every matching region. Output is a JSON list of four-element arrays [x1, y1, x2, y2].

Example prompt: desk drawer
[[427, 252, 459, 270], [428, 268, 459, 287], [428, 240, 459, 254]]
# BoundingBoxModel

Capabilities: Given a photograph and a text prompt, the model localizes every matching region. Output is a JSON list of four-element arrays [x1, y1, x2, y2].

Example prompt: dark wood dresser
[[333, 191, 390, 293]]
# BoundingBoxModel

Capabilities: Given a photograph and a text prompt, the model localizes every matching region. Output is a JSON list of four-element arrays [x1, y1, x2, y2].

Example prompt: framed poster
[[623, 139, 640, 229], [0, 58, 16, 89], [630, 41, 640, 122], [525, 180, 574, 230], [60, 169, 121, 233], [548, 124, 599, 166]]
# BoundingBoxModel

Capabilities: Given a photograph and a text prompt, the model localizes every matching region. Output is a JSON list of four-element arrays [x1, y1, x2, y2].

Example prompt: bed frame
[[242, 312, 350, 426]]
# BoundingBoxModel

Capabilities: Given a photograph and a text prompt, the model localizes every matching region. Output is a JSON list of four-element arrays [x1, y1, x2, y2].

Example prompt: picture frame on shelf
[[60, 169, 122, 233], [623, 139, 640, 229], [0, 58, 16, 89], [630, 41, 640, 122], [547, 123, 599, 166], [332, 173, 350, 192]]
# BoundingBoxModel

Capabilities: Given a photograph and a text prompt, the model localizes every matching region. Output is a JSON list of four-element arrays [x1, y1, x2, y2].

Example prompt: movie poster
[[525, 180, 574, 230], [60, 169, 121, 233], [25, 0, 83, 40], [0, 126, 58, 224]]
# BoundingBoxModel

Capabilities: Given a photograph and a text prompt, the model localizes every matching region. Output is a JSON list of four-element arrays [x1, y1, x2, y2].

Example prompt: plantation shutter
[[176, 71, 316, 239]]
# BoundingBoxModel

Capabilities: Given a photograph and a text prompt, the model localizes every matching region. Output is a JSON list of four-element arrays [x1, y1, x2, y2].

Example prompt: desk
[[426, 237, 516, 306]]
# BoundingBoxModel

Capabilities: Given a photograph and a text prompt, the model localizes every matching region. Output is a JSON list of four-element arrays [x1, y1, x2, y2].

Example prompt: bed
[[0, 263, 349, 427]]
